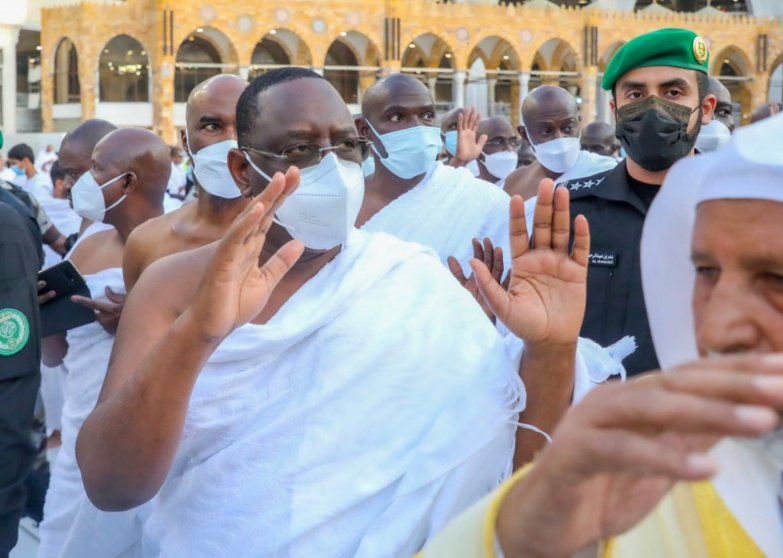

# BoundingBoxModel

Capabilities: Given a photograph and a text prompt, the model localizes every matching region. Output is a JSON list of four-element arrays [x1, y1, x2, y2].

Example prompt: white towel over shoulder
[[361, 162, 511, 275], [39, 268, 152, 558], [144, 230, 524, 558]]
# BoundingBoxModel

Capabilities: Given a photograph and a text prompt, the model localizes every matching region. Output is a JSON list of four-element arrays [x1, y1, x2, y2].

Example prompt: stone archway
[[249, 29, 313, 80], [712, 45, 754, 123], [175, 27, 239, 102], [53, 37, 79, 104], [98, 34, 150, 102], [401, 33, 456, 111], [466, 36, 521, 120]]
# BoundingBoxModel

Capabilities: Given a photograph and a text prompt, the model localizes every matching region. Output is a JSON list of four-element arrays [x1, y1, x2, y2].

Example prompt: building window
[[54, 38, 80, 104], [325, 41, 359, 105], [175, 35, 222, 102], [99, 35, 150, 102]]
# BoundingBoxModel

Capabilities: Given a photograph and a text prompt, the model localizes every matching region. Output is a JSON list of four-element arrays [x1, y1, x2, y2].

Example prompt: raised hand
[[185, 167, 304, 342], [496, 355, 783, 557], [447, 238, 504, 322], [470, 178, 588, 347], [450, 107, 487, 166], [72, 287, 126, 335]]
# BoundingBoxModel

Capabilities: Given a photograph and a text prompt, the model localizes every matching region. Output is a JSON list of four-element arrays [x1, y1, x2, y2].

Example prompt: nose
[[695, 277, 762, 355]]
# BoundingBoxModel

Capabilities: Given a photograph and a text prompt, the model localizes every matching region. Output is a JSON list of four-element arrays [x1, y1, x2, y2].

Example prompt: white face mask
[[466, 159, 481, 177], [481, 151, 518, 181], [244, 152, 364, 251], [694, 119, 732, 153], [186, 131, 242, 199], [530, 136, 581, 174], [365, 120, 442, 179], [71, 171, 127, 222]]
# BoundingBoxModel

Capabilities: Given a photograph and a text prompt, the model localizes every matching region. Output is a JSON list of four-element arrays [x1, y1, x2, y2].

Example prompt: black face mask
[[615, 96, 701, 172]]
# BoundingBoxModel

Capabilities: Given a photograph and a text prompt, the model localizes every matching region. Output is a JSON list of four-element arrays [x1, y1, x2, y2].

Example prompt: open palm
[[188, 167, 304, 341], [472, 179, 588, 345]]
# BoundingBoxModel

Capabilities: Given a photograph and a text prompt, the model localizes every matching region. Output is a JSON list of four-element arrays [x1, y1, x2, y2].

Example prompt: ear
[[180, 128, 188, 154], [123, 172, 138, 194], [355, 116, 372, 139], [227, 147, 256, 199], [701, 93, 717, 125], [519, 126, 530, 145]]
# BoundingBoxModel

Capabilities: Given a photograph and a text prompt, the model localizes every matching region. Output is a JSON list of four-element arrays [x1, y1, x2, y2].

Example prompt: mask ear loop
[[103, 172, 129, 212]]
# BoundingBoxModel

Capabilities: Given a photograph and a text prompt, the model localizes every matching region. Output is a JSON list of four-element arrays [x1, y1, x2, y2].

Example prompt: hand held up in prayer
[[184, 168, 304, 343], [470, 179, 588, 348], [447, 238, 504, 322], [496, 355, 783, 558], [71, 287, 126, 335], [451, 107, 487, 166]]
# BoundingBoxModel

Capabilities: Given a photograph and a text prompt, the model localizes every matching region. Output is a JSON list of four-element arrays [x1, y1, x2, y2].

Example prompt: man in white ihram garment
[[356, 74, 513, 276], [75, 68, 622, 558], [416, 112, 783, 558], [38, 129, 170, 558]]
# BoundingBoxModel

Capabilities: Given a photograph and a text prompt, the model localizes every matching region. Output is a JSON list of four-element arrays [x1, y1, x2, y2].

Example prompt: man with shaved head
[[38, 128, 170, 558], [474, 116, 522, 187], [580, 121, 619, 158], [58, 119, 118, 240], [123, 74, 249, 292], [356, 73, 512, 276], [504, 85, 616, 202]]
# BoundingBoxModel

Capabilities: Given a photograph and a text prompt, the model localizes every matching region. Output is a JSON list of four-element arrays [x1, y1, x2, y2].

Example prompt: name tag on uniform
[[589, 253, 617, 267]]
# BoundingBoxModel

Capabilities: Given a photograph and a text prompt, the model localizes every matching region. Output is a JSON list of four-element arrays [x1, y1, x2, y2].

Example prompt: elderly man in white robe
[[75, 67, 621, 558], [416, 112, 783, 558]]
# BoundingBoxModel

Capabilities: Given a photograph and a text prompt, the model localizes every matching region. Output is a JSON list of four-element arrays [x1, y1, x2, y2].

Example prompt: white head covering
[[642, 113, 783, 557], [642, 113, 783, 370]]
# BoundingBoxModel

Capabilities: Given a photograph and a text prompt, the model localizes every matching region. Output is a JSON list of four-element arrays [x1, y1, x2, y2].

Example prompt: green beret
[[602, 28, 709, 91]]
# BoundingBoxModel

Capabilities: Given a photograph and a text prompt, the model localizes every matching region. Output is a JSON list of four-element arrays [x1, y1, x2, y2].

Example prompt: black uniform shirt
[[564, 161, 660, 376]]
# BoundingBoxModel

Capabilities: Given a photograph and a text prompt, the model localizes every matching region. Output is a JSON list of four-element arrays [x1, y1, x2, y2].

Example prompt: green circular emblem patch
[[0, 308, 30, 356]]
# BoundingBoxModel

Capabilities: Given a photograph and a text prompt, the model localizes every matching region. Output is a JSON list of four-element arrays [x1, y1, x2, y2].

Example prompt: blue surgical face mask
[[11, 165, 24, 177], [444, 130, 458, 157], [365, 120, 443, 179], [362, 156, 375, 177]]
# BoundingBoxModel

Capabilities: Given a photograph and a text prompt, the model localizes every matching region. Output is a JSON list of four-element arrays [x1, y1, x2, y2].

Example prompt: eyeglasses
[[241, 137, 373, 169], [484, 137, 523, 149]]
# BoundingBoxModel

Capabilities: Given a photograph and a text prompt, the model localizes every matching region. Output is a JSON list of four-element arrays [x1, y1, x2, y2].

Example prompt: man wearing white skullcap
[[412, 113, 783, 558]]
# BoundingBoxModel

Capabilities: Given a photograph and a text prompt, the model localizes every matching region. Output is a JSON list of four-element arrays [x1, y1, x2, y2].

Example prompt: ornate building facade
[[39, 0, 783, 142]]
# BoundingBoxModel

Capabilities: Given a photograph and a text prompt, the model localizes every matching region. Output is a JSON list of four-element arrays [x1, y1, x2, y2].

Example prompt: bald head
[[581, 121, 617, 157], [751, 102, 783, 124], [59, 119, 118, 192], [361, 74, 433, 123], [62, 119, 117, 153], [186, 73, 247, 121], [478, 117, 515, 142], [521, 86, 580, 146], [441, 107, 465, 133], [708, 77, 734, 132], [93, 128, 171, 205], [184, 74, 248, 156]]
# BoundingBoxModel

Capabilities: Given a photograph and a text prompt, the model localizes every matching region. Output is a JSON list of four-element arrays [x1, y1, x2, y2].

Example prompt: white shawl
[[361, 162, 512, 275], [143, 230, 524, 558], [40, 268, 151, 558]]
